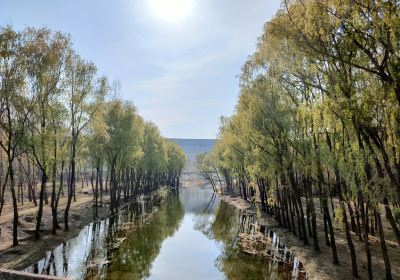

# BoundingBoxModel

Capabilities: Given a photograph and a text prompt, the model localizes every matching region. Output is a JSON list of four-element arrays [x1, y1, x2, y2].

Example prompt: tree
[[23, 28, 69, 239], [0, 27, 29, 246], [209, 1, 400, 278], [63, 52, 104, 231]]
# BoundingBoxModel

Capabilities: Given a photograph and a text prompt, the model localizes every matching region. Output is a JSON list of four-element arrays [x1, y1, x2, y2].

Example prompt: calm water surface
[[26, 185, 301, 280]]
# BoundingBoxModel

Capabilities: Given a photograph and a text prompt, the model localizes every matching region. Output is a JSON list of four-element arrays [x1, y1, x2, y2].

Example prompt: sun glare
[[148, 0, 194, 23]]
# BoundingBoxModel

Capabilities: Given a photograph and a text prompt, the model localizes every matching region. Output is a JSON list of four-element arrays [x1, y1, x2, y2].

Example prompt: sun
[[148, 0, 194, 23]]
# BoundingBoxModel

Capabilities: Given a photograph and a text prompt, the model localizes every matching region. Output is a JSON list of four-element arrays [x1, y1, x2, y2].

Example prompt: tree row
[[0, 26, 186, 247], [200, 1, 400, 279]]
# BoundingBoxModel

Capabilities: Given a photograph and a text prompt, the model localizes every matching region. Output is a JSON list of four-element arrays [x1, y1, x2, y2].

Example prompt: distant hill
[[169, 138, 216, 172]]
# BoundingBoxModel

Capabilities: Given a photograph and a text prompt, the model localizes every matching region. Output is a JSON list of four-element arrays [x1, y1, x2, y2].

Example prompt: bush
[[157, 186, 170, 203]]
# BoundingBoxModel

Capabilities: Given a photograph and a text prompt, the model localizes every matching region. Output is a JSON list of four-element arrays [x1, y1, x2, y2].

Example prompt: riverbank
[[0, 186, 110, 270], [218, 192, 400, 280], [0, 186, 167, 273], [2, 181, 399, 279]]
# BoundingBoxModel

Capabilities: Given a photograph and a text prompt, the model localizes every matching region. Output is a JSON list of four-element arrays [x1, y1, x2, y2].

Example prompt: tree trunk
[[322, 197, 339, 264], [340, 197, 358, 278], [51, 137, 58, 235], [0, 169, 10, 216], [9, 161, 18, 246], [64, 140, 76, 231], [35, 171, 48, 239], [307, 178, 319, 250], [375, 207, 392, 279], [383, 198, 400, 245]]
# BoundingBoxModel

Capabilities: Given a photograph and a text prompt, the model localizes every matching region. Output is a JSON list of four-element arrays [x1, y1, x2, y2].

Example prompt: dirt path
[[0, 183, 110, 270], [219, 192, 400, 280], [0, 194, 93, 226]]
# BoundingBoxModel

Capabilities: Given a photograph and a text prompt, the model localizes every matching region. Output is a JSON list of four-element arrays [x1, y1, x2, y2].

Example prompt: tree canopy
[[207, 1, 400, 279]]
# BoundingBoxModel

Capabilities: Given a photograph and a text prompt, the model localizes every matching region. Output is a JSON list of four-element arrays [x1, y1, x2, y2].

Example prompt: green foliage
[[103, 100, 143, 168], [210, 0, 400, 214], [393, 208, 400, 223], [334, 207, 344, 225], [139, 122, 167, 173], [0, 25, 187, 238], [196, 152, 216, 180], [157, 186, 170, 203], [166, 140, 187, 174]]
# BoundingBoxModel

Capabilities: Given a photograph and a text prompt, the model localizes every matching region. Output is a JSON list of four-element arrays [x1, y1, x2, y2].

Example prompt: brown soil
[[0, 183, 110, 270], [219, 193, 400, 280]]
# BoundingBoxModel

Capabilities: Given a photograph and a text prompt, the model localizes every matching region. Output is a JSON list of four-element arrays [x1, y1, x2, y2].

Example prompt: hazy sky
[[1, 0, 281, 139]]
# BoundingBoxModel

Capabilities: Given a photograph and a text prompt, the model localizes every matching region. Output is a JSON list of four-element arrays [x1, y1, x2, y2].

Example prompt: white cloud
[[122, 0, 281, 137]]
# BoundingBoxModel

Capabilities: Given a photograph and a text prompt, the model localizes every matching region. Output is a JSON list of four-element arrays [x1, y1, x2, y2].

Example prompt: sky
[[1, 0, 281, 139]]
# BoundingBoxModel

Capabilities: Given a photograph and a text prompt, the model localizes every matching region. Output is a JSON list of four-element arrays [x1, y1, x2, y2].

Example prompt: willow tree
[[196, 153, 217, 192], [165, 140, 186, 187], [0, 27, 29, 246], [86, 80, 112, 217], [209, 1, 400, 278], [139, 122, 168, 193], [278, 1, 398, 277], [103, 100, 143, 214], [0, 24, 186, 249], [64, 52, 105, 231], [23, 28, 69, 239]]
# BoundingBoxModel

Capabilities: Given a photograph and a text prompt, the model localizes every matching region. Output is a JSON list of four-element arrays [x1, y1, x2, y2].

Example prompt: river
[[25, 182, 305, 280]]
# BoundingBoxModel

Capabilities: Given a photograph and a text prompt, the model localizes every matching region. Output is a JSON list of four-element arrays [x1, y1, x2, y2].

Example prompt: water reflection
[[103, 196, 184, 280], [25, 186, 305, 280], [25, 196, 171, 279], [210, 203, 294, 280]]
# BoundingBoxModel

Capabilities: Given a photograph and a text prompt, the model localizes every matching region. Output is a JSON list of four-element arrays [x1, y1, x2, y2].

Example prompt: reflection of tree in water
[[212, 202, 239, 242], [210, 202, 288, 280], [104, 194, 184, 280], [192, 192, 218, 239]]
